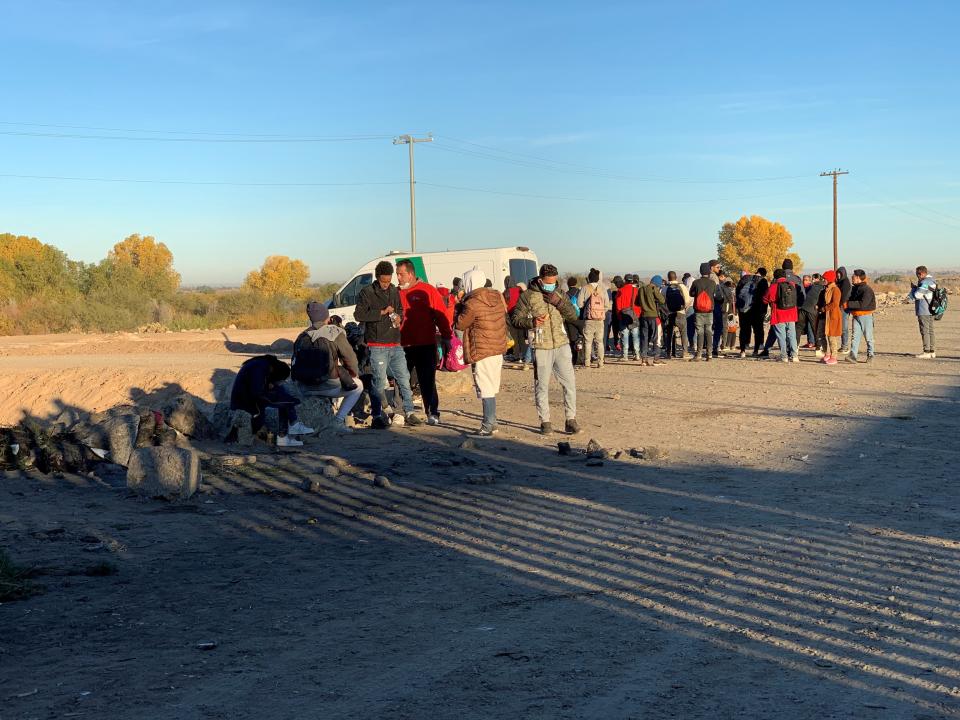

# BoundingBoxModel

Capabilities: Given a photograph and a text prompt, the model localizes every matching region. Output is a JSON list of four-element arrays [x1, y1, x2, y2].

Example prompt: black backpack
[[930, 286, 948, 320], [291, 331, 336, 384], [665, 285, 685, 312], [776, 281, 797, 310]]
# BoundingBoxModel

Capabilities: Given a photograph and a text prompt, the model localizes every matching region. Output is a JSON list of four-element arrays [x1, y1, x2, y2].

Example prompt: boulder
[[223, 410, 256, 446], [164, 394, 216, 440], [126, 446, 201, 499], [73, 405, 142, 466]]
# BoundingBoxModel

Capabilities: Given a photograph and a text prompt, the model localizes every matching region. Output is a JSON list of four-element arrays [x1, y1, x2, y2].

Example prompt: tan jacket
[[511, 280, 579, 350], [455, 288, 509, 363]]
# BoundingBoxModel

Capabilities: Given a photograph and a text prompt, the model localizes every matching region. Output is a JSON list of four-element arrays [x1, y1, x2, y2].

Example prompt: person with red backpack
[[577, 268, 610, 368], [764, 268, 800, 362], [689, 263, 718, 361]]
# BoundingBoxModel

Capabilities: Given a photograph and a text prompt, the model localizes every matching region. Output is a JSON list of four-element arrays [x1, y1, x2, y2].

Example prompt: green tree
[[108, 234, 181, 299], [717, 216, 801, 276], [243, 255, 310, 297]]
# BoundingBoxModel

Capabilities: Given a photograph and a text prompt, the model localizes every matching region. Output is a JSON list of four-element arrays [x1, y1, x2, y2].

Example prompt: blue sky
[[2, 0, 958, 284]]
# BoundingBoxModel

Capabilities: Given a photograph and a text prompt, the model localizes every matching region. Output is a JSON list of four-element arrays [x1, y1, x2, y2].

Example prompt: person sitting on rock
[[229, 355, 313, 447], [290, 302, 363, 433]]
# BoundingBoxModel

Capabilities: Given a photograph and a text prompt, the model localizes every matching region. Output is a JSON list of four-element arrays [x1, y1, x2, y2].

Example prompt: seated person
[[291, 302, 363, 433], [229, 354, 313, 447]]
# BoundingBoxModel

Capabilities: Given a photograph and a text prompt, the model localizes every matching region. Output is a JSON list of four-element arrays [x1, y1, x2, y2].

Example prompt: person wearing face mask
[[511, 263, 581, 435], [396, 259, 452, 426]]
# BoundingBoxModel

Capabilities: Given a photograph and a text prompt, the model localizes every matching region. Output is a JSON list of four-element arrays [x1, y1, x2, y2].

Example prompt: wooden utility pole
[[820, 169, 849, 271], [393, 134, 433, 252]]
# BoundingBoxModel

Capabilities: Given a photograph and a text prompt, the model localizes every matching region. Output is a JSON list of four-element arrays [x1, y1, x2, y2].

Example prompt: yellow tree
[[243, 255, 310, 297], [108, 234, 181, 298], [717, 216, 801, 276]]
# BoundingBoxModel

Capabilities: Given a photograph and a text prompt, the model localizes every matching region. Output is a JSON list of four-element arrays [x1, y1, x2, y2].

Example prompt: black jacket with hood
[[354, 282, 403, 345], [836, 267, 853, 306]]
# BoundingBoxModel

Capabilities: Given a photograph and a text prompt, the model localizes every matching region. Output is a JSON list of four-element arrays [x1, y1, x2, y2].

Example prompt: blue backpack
[[736, 278, 756, 313]]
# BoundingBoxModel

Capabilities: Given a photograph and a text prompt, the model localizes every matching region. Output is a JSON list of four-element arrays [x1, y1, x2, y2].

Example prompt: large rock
[[164, 393, 216, 440], [73, 405, 142, 467], [126, 446, 201, 499]]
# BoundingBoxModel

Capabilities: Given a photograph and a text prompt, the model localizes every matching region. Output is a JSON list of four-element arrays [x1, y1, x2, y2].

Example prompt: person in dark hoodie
[[758, 258, 804, 357], [689, 262, 719, 362], [798, 273, 823, 349], [845, 269, 877, 363], [637, 274, 666, 365], [290, 301, 363, 433], [836, 266, 853, 353], [354, 260, 421, 429], [230, 355, 313, 447]]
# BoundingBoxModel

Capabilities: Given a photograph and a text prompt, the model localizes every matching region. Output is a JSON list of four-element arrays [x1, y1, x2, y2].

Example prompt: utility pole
[[820, 169, 849, 271], [393, 134, 433, 252]]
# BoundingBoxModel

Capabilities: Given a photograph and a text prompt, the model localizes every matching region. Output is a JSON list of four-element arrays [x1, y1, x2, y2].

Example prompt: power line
[[418, 181, 812, 205], [847, 177, 960, 227], [0, 120, 403, 138], [436, 134, 814, 184], [0, 173, 407, 187], [0, 130, 394, 143]]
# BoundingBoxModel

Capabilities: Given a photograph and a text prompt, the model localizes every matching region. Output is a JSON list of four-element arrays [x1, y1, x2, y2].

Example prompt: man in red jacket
[[764, 268, 800, 363], [396, 259, 453, 425]]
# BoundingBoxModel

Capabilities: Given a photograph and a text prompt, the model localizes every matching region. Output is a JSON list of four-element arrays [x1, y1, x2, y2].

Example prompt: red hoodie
[[614, 284, 642, 317], [399, 280, 453, 347], [765, 277, 799, 325]]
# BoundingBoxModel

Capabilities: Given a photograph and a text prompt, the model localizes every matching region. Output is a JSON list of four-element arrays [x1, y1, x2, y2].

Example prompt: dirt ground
[[2, 305, 959, 719]]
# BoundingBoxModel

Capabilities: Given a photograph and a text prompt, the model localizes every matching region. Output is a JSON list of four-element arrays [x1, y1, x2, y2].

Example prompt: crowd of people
[[228, 258, 945, 445]]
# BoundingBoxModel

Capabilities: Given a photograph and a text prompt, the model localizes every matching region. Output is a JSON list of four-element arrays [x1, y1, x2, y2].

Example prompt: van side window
[[333, 273, 373, 307], [509, 259, 537, 286]]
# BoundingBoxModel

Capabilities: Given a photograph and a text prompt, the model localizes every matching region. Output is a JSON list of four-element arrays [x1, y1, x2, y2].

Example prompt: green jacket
[[511, 281, 578, 350], [637, 283, 665, 316]]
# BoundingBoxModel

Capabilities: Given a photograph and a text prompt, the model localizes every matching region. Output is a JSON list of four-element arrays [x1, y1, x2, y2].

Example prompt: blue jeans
[[620, 324, 640, 358], [773, 322, 798, 359], [639, 317, 658, 358], [841, 309, 852, 349], [369, 345, 415, 415], [850, 314, 875, 358]]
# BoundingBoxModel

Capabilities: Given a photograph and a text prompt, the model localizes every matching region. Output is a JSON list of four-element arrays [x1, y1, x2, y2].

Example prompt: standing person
[[229, 355, 313, 447], [614, 274, 641, 361], [291, 302, 364, 433], [565, 277, 581, 316], [735, 270, 758, 357], [909, 265, 938, 359], [663, 271, 691, 360], [396, 259, 453, 426], [721, 280, 738, 350], [764, 268, 800, 363], [683, 272, 697, 353], [836, 266, 853, 353], [354, 261, 422, 428], [511, 263, 580, 435], [846, 269, 876, 364], [799, 273, 823, 349], [610, 275, 624, 356], [455, 269, 509, 436], [637, 275, 666, 365], [503, 277, 525, 363], [821, 270, 843, 365], [689, 263, 718, 362], [577, 268, 610, 369], [747, 268, 770, 357], [709, 260, 725, 357]]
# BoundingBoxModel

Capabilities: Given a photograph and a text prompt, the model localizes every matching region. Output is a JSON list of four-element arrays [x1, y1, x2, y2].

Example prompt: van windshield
[[331, 273, 372, 308], [509, 259, 537, 286]]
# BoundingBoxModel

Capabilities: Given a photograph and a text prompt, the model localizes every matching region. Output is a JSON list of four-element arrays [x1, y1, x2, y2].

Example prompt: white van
[[327, 246, 539, 324]]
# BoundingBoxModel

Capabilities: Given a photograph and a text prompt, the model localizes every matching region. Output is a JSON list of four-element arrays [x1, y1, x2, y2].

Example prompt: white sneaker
[[287, 421, 315, 436], [332, 417, 352, 433], [791, 356, 800, 363], [426, 415, 440, 426], [390, 413, 405, 427], [276, 435, 303, 448], [916, 352, 935, 359]]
